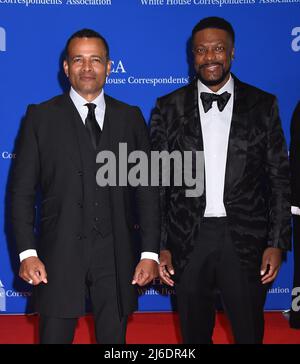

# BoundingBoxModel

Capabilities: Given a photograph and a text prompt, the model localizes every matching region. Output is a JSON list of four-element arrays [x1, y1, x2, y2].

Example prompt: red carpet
[[0, 312, 299, 344]]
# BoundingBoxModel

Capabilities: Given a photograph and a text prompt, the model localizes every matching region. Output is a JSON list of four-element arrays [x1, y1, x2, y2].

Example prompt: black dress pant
[[176, 217, 268, 344], [39, 232, 127, 344], [290, 215, 300, 328]]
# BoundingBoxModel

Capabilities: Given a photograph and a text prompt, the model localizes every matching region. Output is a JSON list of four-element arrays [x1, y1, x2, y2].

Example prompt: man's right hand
[[159, 250, 175, 287], [19, 257, 48, 286]]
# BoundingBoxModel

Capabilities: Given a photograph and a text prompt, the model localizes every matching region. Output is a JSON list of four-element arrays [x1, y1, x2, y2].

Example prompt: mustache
[[199, 62, 223, 70], [79, 72, 96, 77]]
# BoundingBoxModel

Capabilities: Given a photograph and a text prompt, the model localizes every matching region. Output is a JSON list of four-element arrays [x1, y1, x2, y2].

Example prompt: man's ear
[[106, 60, 112, 77], [63, 60, 69, 78], [231, 47, 235, 61]]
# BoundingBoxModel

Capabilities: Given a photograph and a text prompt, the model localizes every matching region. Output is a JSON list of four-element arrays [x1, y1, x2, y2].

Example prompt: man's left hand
[[260, 247, 282, 284], [132, 259, 159, 286]]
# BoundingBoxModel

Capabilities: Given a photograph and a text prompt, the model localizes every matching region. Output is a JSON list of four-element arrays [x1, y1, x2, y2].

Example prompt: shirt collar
[[69, 87, 105, 112], [197, 74, 234, 95]]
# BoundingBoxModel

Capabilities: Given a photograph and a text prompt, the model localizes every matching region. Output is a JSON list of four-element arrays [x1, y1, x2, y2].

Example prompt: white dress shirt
[[69, 87, 106, 130], [198, 75, 234, 217], [20, 88, 159, 264]]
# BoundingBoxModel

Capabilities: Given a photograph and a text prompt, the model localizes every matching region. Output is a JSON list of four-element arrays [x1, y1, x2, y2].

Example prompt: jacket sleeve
[[149, 99, 169, 251], [9, 105, 40, 254], [290, 101, 300, 207], [265, 97, 291, 251]]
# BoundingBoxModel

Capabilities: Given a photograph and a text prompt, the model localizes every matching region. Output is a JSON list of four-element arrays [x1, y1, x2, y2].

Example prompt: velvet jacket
[[150, 76, 291, 278]]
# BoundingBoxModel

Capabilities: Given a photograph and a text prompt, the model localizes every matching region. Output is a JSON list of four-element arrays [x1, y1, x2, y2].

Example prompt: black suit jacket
[[150, 76, 291, 277], [10, 93, 160, 317], [290, 101, 300, 207]]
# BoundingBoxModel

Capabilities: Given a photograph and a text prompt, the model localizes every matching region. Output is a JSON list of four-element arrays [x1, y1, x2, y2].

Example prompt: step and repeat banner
[[0, 1, 299, 314]]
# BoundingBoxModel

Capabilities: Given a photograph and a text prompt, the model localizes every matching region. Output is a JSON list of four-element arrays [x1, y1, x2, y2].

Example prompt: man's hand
[[159, 250, 175, 287], [19, 256, 48, 286], [260, 247, 282, 284], [132, 259, 158, 286]]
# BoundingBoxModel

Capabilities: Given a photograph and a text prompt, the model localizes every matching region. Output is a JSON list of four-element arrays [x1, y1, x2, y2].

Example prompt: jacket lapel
[[224, 76, 249, 201], [177, 79, 203, 152], [102, 95, 126, 156], [56, 94, 83, 171], [177, 80, 206, 205]]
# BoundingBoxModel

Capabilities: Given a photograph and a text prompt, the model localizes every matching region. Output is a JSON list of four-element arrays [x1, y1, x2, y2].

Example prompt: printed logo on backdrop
[[292, 27, 300, 52], [65, 0, 112, 5], [137, 278, 175, 296], [0, 279, 33, 312], [138, 0, 300, 7], [7, 0, 300, 6], [139, 0, 256, 6], [2, 152, 16, 159], [137, 282, 291, 298], [268, 286, 290, 294], [0, 0, 112, 7], [0, 280, 6, 312], [107, 59, 189, 88], [110, 60, 127, 74], [0, 27, 6, 52]]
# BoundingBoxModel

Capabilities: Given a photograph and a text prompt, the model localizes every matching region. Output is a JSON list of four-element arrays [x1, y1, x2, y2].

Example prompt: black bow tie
[[200, 91, 231, 113]]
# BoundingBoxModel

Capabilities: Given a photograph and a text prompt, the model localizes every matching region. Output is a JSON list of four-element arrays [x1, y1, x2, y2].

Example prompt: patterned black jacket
[[150, 75, 291, 278]]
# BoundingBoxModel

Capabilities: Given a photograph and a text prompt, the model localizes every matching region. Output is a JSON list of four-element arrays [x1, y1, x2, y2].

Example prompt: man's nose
[[82, 59, 92, 71], [204, 48, 215, 62]]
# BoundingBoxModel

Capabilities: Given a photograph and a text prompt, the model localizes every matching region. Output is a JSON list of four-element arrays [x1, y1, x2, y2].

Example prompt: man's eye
[[92, 58, 105, 64], [195, 48, 206, 54], [215, 46, 225, 52], [73, 58, 82, 63]]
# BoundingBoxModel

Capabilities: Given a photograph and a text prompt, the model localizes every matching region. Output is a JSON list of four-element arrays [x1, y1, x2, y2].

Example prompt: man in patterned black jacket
[[150, 17, 291, 344]]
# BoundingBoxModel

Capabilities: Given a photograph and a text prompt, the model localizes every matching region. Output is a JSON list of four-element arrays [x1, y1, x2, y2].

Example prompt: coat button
[[76, 234, 82, 240], [77, 202, 83, 208], [94, 217, 99, 222], [78, 171, 83, 176]]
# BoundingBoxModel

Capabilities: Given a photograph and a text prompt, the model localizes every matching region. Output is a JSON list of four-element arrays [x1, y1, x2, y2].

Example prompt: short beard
[[196, 64, 231, 87]]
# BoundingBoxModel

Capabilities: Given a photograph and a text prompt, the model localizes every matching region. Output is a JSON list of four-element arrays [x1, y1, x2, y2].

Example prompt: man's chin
[[197, 74, 225, 86], [77, 87, 98, 95], [200, 78, 223, 87], [197, 69, 230, 87]]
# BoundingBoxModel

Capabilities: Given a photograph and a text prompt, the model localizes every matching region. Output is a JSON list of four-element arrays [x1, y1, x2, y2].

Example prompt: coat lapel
[[102, 95, 126, 156], [177, 79, 203, 152], [224, 76, 249, 201], [56, 94, 83, 171], [178, 80, 206, 205]]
